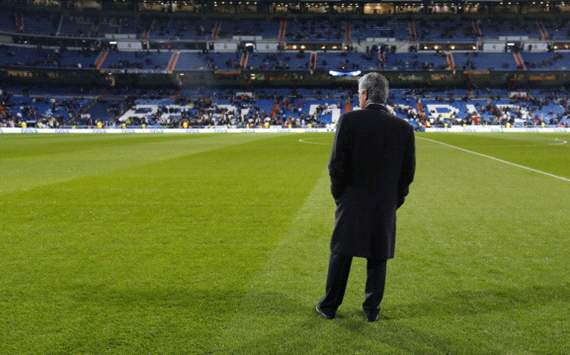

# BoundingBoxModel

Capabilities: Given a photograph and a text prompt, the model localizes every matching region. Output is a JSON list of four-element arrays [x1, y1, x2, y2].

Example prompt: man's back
[[317, 72, 415, 322], [329, 103, 415, 259], [345, 104, 414, 207]]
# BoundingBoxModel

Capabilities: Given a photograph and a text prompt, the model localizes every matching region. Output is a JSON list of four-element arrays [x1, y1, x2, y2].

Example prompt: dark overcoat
[[329, 103, 416, 259]]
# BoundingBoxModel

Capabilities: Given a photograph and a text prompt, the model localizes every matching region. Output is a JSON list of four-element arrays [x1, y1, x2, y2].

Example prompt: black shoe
[[364, 311, 380, 322], [315, 304, 335, 319]]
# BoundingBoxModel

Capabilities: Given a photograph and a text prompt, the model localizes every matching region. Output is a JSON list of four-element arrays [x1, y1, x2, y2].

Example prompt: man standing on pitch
[[316, 72, 416, 322]]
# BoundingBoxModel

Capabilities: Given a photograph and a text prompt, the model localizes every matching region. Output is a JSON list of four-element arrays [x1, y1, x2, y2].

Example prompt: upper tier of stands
[[415, 19, 477, 42], [2, 12, 570, 73], [523, 52, 570, 70], [245, 52, 309, 71], [285, 19, 343, 42], [452, 52, 517, 71], [102, 51, 171, 71], [0, 45, 99, 69], [0, 12, 562, 42], [382, 52, 449, 71], [4, 45, 570, 72]]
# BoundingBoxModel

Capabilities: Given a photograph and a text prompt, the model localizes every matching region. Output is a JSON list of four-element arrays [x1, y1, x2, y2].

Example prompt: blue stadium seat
[[383, 53, 448, 71], [522, 52, 570, 70], [103, 51, 172, 70], [246, 52, 309, 71], [316, 52, 379, 71], [453, 52, 516, 71]]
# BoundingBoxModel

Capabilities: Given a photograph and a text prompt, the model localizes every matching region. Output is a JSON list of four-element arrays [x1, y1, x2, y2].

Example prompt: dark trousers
[[318, 253, 387, 314]]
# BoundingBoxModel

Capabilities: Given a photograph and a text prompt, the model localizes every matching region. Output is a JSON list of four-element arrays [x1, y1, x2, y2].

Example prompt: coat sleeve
[[397, 126, 416, 209], [328, 114, 351, 201]]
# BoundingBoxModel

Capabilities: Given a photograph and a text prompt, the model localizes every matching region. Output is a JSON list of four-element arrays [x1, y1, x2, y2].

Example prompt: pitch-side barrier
[[0, 127, 568, 134], [425, 127, 569, 133], [0, 127, 334, 134]]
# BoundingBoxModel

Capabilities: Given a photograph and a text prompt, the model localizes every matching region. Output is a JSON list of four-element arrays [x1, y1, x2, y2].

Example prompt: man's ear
[[363, 89, 369, 105]]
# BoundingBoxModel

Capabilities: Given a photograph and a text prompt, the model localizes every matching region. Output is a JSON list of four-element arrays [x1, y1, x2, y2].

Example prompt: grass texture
[[0, 132, 569, 354]]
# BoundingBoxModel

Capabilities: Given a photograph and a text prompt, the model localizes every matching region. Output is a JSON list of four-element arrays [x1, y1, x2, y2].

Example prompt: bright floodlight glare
[[328, 70, 362, 77]]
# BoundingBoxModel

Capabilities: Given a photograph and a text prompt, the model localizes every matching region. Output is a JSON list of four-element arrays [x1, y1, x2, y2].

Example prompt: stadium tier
[[1, 12, 567, 42], [2, 87, 569, 129], [2, 16, 570, 81], [1, 0, 570, 128], [5, 46, 570, 74]]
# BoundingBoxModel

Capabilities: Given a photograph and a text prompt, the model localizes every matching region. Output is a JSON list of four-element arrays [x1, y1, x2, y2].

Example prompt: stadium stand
[[246, 52, 310, 71], [285, 18, 344, 42], [317, 51, 379, 72], [147, 18, 217, 40], [175, 52, 212, 71], [452, 52, 517, 71], [2, 86, 569, 129], [0, 12, 15, 32], [542, 20, 570, 40], [479, 19, 537, 38], [350, 20, 409, 41], [382, 52, 449, 71], [219, 20, 279, 39], [21, 13, 60, 36], [415, 19, 478, 41], [522, 52, 570, 70], [1, 1, 570, 132], [102, 51, 172, 71], [0, 45, 98, 69]]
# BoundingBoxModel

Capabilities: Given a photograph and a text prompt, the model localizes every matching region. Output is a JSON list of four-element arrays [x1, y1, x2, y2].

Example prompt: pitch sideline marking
[[298, 138, 328, 145], [549, 139, 568, 145], [418, 136, 570, 183]]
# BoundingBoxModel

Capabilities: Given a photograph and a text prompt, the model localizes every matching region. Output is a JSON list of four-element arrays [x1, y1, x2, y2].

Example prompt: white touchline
[[549, 139, 568, 145], [418, 136, 570, 183], [298, 138, 328, 145]]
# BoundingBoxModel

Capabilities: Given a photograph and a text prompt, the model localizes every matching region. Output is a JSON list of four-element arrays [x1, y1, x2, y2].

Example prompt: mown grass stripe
[[419, 136, 570, 183], [212, 169, 334, 353], [0, 134, 276, 195]]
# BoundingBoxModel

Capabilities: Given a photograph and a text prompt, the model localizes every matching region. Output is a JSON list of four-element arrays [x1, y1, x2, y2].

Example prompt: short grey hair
[[358, 72, 389, 104]]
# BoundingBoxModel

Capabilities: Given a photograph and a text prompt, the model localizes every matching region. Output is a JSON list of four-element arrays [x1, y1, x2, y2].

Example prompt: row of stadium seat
[[3, 45, 570, 71], [2, 12, 569, 41], [2, 87, 569, 129]]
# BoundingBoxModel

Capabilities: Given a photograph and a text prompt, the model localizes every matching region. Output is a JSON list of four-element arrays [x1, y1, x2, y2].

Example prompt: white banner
[[0, 127, 334, 134], [0, 127, 567, 134], [425, 127, 569, 133]]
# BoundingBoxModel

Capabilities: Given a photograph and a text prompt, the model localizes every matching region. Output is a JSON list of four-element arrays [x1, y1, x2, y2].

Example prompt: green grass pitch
[[1, 132, 569, 353]]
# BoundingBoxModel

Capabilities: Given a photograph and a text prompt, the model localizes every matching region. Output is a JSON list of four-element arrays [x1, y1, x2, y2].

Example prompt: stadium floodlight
[[328, 70, 362, 77]]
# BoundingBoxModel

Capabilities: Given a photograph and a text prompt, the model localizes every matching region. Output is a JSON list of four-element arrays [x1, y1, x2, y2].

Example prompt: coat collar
[[364, 103, 389, 112]]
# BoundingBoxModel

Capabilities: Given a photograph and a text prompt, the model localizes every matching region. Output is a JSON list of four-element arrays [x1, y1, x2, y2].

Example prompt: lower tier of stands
[[1, 87, 569, 129]]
